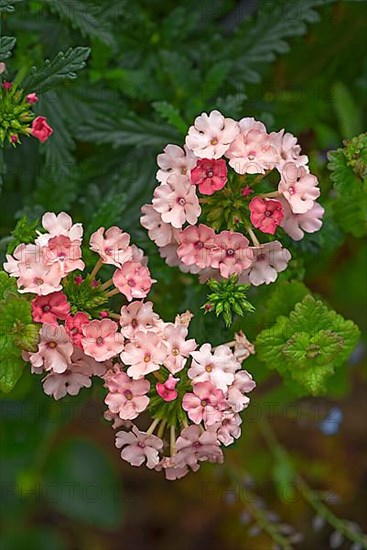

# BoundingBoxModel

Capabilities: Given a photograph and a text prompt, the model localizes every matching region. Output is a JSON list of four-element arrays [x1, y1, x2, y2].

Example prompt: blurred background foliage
[[0, 0, 366, 549]]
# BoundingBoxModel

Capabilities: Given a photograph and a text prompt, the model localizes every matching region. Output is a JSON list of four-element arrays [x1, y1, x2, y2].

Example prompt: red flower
[[31, 291, 70, 324], [249, 197, 284, 235], [31, 116, 53, 143], [65, 312, 90, 348], [190, 158, 227, 195]]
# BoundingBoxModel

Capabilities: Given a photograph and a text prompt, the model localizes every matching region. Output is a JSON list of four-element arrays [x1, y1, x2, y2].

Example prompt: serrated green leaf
[[0, 352, 25, 393], [152, 101, 187, 134], [7, 216, 40, 255], [0, 271, 17, 299], [264, 281, 310, 327]]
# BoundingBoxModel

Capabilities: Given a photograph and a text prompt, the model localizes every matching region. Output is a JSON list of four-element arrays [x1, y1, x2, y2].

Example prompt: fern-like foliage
[[0, 36, 16, 61]]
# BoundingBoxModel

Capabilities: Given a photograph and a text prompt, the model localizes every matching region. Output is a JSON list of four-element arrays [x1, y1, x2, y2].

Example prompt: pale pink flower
[[190, 158, 228, 195], [120, 331, 167, 379], [119, 301, 160, 339], [162, 323, 197, 374], [239, 241, 291, 286], [177, 224, 216, 269], [185, 110, 239, 159], [152, 174, 201, 229], [157, 144, 197, 183], [182, 382, 225, 426], [233, 331, 255, 363], [115, 426, 163, 468], [104, 410, 134, 430], [155, 457, 190, 481], [156, 374, 179, 402], [189, 343, 238, 392], [211, 230, 253, 278], [104, 370, 150, 420], [3, 243, 34, 277], [31, 291, 70, 324], [140, 204, 174, 247], [280, 198, 324, 240], [279, 162, 320, 213], [17, 251, 63, 295], [36, 212, 83, 246], [89, 226, 132, 267], [175, 425, 223, 470], [112, 261, 154, 301], [82, 319, 124, 361], [269, 129, 308, 171], [174, 310, 194, 328], [249, 197, 284, 235], [211, 412, 242, 446], [65, 312, 90, 348], [29, 324, 73, 374], [43, 235, 85, 274]]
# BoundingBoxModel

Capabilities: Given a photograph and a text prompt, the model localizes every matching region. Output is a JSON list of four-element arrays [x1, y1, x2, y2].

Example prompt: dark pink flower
[[2, 81, 12, 90], [241, 185, 253, 197], [65, 312, 90, 348], [26, 93, 39, 104], [156, 374, 179, 402], [31, 116, 53, 143], [190, 158, 227, 195], [31, 291, 70, 324], [249, 196, 284, 235]]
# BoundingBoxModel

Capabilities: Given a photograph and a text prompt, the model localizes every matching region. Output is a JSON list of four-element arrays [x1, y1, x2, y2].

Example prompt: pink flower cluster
[[141, 111, 324, 286]]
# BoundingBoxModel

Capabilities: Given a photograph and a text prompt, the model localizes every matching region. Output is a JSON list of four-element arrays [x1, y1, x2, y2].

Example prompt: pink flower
[[280, 198, 324, 240], [242, 185, 253, 197], [211, 412, 242, 446], [31, 116, 53, 143], [89, 226, 132, 267], [162, 323, 197, 374], [239, 241, 291, 286], [104, 370, 150, 420], [82, 319, 124, 361], [29, 324, 73, 374], [269, 129, 308, 171], [211, 230, 253, 278], [140, 204, 174, 247], [233, 331, 255, 363], [2, 81, 12, 90], [26, 93, 39, 104], [4, 243, 36, 277], [190, 158, 227, 195], [120, 331, 167, 379], [31, 291, 70, 324], [112, 261, 154, 301], [36, 212, 83, 246], [43, 235, 84, 274], [155, 456, 190, 481], [189, 343, 238, 392], [115, 426, 163, 469], [16, 250, 63, 295], [65, 312, 90, 348], [185, 110, 239, 159], [175, 425, 223, 470], [279, 162, 320, 213], [226, 118, 278, 174], [0, 63, 6, 75], [119, 300, 161, 339], [156, 374, 179, 402], [157, 144, 197, 183], [249, 197, 284, 235], [152, 174, 201, 229], [182, 382, 225, 426]]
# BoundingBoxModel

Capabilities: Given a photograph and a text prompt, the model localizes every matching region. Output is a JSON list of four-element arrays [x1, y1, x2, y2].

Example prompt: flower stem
[[157, 419, 167, 439], [260, 191, 280, 198], [109, 313, 121, 320], [146, 417, 160, 435], [170, 425, 176, 456], [245, 224, 261, 247], [101, 278, 114, 290], [106, 288, 119, 298], [90, 257, 103, 281]]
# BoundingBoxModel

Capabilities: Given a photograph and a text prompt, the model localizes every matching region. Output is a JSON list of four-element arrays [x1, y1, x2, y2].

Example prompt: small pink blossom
[[16, 250, 63, 295], [26, 93, 39, 104], [175, 425, 223, 470], [185, 110, 239, 159], [157, 144, 197, 183], [242, 185, 253, 197], [0, 63, 6, 75], [155, 456, 190, 481], [31, 116, 53, 143], [156, 374, 179, 402], [112, 261, 154, 301], [279, 162, 320, 213], [115, 426, 163, 469], [104, 370, 150, 420], [119, 301, 161, 339], [89, 226, 132, 267], [74, 275, 83, 285], [29, 324, 73, 374], [152, 174, 201, 229], [211, 230, 253, 278], [65, 312, 90, 348], [211, 412, 242, 446], [36, 212, 83, 246], [269, 129, 308, 171], [189, 343, 238, 392], [31, 291, 70, 324], [280, 198, 324, 240], [249, 196, 284, 235], [120, 331, 167, 379], [239, 241, 291, 286], [162, 323, 197, 374], [140, 204, 174, 247], [44, 235, 84, 274], [82, 319, 124, 361], [2, 81, 12, 90], [182, 382, 225, 426], [233, 331, 255, 363], [190, 158, 228, 195]]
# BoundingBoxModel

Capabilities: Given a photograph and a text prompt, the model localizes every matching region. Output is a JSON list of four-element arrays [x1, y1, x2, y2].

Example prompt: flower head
[[211, 230, 253, 278], [115, 426, 163, 469], [240, 241, 291, 286], [89, 226, 132, 267], [189, 343, 238, 392], [186, 110, 239, 159], [190, 158, 228, 195], [120, 331, 167, 379], [29, 324, 73, 374], [31, 291, 70, 324], [177, 224, 216, 269], [105, 369, 150, 420], [157, 144, 197, 183], [119, 301, 161, 339], [82, 319, 124, 361], [162, 323, 197, 374], [249, 196, 284, 235], [152, 174, 201, 229], [112, 261, 154, 301], [279, 162, 320, 213], [182, 382, 225, 426]]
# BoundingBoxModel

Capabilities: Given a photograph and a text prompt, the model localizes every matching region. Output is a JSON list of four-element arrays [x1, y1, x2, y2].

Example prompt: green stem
[[90, 258, 103, 282], [146, 417, 160, 435]]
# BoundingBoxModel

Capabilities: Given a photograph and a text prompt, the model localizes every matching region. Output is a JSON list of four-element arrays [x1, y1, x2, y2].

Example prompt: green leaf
[[202, 61, 232, 100], [0, 0, 23, 13], [22, 47, 90, 94], [45, 438, 122, 530], [7, 216, 40, 255], [0, 36, 16, 61], [0, 352, 25, 393], [332, 82, 362, 138], [0, 271, 17, 299], [152, 101, 187, 134], [263, 280, 310, 327], [256, 295, 360, 395]]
